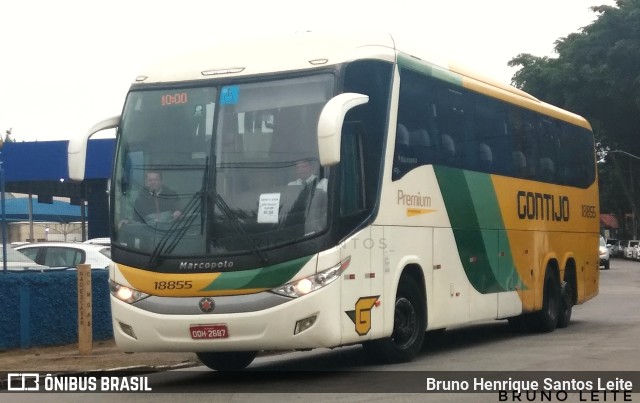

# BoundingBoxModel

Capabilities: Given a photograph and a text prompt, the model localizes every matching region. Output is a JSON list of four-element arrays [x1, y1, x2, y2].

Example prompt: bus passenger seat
[[512, 151, 526, 177], [410, 129, 430, 162], [539, 157, 555, 182], [525, 156, 537, 179], [393, 124, 416, 177], [410, 129, 430, 147], [478, 143, 492, 171], [396, 124, 410, 146], [441, 134, 456, 164]]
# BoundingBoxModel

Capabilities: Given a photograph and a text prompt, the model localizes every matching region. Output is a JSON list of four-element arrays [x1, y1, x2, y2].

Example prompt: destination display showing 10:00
[[161, 92, 188, 106]]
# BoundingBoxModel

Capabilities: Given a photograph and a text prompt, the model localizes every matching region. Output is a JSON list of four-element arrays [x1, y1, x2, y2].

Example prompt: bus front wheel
[[363, 276, 426, 363], [196, 351, 258, 371]]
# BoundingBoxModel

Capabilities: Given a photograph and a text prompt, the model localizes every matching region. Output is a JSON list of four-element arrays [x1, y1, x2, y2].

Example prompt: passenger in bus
[[282, 159, 327, 232], [120, 170, 182, 227], [135, 170, 183, 223], [288, 159, 327, 192]]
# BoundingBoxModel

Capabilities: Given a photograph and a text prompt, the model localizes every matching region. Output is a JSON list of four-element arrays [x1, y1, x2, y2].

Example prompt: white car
[[0, 244, 50, 271], [16, 242, 112, 269], [83, 238, 111, 246], [599, 236, 610, 270], [624, 240, 639, 260]]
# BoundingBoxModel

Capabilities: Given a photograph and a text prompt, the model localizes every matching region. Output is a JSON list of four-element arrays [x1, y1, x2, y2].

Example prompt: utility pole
[[0, 136, 7, 272]]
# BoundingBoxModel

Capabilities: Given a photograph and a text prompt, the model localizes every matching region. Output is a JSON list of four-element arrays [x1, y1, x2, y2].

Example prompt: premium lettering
[[517, 191, 569, 221], [397, 190, 431, 207]]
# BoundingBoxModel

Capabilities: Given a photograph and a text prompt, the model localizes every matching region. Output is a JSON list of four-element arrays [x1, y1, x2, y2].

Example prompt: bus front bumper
[[110, 283, 343, 352]]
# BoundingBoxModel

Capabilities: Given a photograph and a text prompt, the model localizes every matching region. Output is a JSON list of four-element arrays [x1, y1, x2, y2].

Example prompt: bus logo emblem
[[199, 297, 216, 313], [345, 296, 380, 336]]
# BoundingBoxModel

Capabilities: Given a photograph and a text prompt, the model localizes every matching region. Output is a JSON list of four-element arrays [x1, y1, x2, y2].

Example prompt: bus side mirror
[[68, 116, 120, 181], [317, 93, 369, 166]]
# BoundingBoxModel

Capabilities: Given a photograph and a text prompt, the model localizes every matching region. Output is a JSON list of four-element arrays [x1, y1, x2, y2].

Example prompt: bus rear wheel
[[532, 269, 560, 332], [557, 279, 574, 329], [363, 276, 425, 363], [196, 351, 258, 371]]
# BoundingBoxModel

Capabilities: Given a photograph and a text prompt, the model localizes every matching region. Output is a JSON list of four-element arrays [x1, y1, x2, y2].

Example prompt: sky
[[0, 0, 617, 142]]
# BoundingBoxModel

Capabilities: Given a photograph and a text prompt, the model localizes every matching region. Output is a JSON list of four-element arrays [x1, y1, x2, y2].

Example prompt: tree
[[1, 128, 14, 148], [508, 0, 640, 234], [5, 128, 12, 141]]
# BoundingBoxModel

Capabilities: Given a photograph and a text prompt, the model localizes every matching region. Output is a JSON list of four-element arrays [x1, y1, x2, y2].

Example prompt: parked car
[[634, 243, 640, 261], [16, 242, 112, 269], [612, 239, 625, 258], [599, 236, 610, 270], [605, 238, 619, 256], [624, 240, 639, 259], [618, 240, 630, 259], [83, 237, 110, 246], [0, 244, 49, 271]]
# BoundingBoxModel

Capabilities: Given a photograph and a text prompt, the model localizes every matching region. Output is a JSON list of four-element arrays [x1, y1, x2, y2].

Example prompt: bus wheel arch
[[362, 264, 426, 363]]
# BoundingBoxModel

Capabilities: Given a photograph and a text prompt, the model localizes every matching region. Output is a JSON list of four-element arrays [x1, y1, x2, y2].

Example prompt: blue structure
[[0, 270, 113, 349], [5, 198, 81, 222], [2, 139, 115, 239]]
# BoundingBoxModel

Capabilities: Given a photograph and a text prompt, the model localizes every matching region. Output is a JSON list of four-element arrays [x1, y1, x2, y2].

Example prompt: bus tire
[[363, 276, 425, 363], [507, 314, 531, 332], [196, 351, 258, 371], [532, 269, 560, 333], [557, 278, 574, 329]]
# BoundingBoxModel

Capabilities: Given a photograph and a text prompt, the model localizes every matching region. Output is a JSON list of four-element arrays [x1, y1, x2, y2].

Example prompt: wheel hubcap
[[392, 297, 418, 348]]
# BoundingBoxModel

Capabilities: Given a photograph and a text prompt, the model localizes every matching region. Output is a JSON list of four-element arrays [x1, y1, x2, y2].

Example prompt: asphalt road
[[7, 258, 640, 402]]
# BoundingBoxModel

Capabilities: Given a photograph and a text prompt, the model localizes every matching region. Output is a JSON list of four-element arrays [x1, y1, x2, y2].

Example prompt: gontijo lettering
[[517, 191, 569, 222]]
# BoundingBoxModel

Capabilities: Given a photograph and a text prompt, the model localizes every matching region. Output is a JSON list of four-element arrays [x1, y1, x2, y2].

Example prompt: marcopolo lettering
[[180, 260, 234, 270], [517, 191, 569, 222]]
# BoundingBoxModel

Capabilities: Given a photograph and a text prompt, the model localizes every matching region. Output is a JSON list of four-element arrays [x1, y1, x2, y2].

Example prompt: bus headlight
[[109, 280, 150, 304], [271, 257, 350, 298]]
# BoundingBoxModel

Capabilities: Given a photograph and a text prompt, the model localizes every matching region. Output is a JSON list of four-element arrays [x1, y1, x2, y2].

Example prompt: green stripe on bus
[[201, 256, 313, 291], [434, 166, 522, 293], [464, 171, 523, 291]]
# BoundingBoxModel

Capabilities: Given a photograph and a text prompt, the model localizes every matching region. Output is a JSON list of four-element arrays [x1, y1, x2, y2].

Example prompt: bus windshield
[[112, 74, 335, 260]]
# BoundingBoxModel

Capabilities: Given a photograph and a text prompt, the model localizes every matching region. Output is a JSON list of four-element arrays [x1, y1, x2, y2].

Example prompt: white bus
[[68, 32, 599, 370]]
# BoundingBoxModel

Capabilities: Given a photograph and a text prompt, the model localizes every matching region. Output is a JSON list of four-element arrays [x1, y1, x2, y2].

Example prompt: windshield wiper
[[214, 194, 269, 264], [148, 190, 203, 266], [148, 162, 209, 266], [147, 160, 269, 266]]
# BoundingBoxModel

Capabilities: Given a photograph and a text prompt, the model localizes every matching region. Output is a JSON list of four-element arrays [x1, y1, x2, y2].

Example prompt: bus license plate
[[190, 324, 229, 339]]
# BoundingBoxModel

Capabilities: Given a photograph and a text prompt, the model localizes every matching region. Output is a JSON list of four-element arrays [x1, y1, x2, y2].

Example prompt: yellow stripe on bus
[[117, 263, 223, 297], [406, 208, 436, 217]]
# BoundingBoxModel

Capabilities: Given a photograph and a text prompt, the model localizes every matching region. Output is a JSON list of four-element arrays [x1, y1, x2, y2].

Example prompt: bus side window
[[340, 123, 366, 218], [393, 123, 422, 179]]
